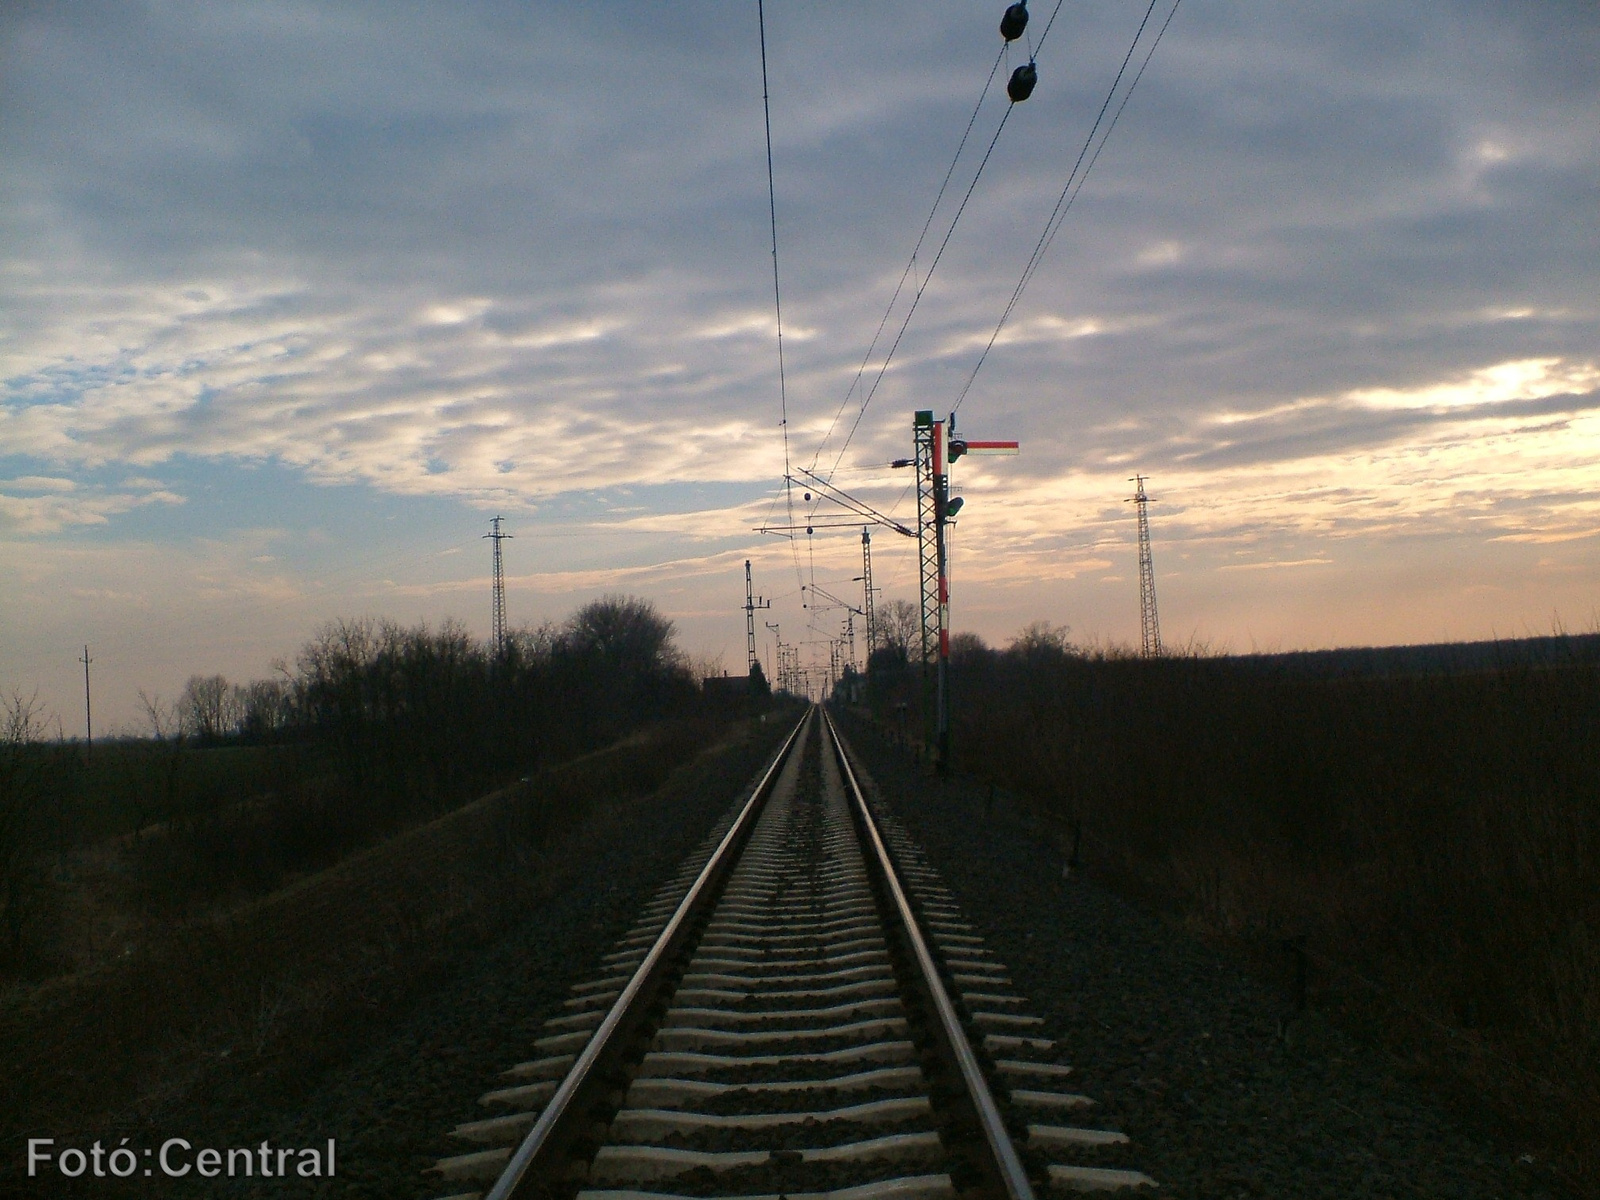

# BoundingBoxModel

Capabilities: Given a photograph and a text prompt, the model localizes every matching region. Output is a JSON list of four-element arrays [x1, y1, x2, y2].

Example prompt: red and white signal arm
[[949, 439, 1020, 459]]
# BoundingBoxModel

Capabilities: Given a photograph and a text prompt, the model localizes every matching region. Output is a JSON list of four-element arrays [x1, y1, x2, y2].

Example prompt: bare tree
[[1007, 621, 1074, 662], [564, 596, 683, 672], [687, 651, 726, 683], [240, 678, 291, 739], [139, 690, 184, 741], [948, 631, 991, 666], [506, 619, 561, 666], [878, 599, 922, 662], [182, 674, 241, 742]]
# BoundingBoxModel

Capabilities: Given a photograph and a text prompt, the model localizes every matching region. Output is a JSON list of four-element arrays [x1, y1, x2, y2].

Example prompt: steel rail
[[822, 706, 1037, 1200], [484, 707, 811, 1200]]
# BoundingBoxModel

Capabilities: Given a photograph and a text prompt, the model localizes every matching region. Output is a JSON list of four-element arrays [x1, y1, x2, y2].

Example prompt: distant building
[[701, 674, 751, 704]]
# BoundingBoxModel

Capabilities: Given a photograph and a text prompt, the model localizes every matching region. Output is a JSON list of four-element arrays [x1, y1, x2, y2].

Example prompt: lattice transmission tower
[[1129, 476, 1161, 657], [484, 516, 512, 659]]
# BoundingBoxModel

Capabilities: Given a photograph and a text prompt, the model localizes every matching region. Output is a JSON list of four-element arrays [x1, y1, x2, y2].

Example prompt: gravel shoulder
[[838, 715, 1568, 1200]]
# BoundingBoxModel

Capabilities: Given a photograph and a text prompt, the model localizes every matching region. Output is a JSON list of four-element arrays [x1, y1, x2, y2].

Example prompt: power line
[[805, 44, 1006, 478], [813, 0, 1071, 484], [1029, 0, 1185, 293], [953, 0, 1182, 415], [820, 89, 1017, 485]]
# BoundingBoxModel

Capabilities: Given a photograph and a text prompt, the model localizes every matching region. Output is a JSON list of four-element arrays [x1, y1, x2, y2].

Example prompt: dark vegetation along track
[[423, 705, 1154, 1200]]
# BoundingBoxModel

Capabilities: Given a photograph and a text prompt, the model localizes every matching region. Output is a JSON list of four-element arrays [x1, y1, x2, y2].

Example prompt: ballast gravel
[[837, 716, 1565, 1200]]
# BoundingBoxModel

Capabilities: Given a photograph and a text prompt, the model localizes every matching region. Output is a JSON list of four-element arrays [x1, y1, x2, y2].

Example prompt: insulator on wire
[[1000, 2, 1029, 42], [1007, 61, 1038, 103]]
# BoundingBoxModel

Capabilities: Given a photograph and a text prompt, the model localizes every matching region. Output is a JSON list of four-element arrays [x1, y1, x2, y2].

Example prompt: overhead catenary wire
[[765, 1, 1069, 675], [755, 0, 805, 593], [952, 0, 1183, 415], [790, 34, 1004, 606]]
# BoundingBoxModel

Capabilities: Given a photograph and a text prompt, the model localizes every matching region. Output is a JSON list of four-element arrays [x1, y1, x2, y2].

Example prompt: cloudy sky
[[3, 0, 1598, 731]]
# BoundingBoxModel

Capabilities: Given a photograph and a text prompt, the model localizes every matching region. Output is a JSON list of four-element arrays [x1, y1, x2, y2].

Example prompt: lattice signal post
[[744, 560, 770, 672], [484, 516, 512, 660], [911, 410, 1018, 774], [1128, 475, 1161, 657], [914, 413, 942, 672]]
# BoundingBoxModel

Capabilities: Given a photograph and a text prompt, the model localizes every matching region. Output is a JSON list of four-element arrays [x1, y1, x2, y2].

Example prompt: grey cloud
[[3, 0, 1598, 501], [1165, 387, 1600, 472]]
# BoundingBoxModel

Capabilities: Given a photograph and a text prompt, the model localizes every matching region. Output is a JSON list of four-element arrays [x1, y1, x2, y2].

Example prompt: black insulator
[[1007, 61, 1038, 103], [1000, 2, 1028, 42]]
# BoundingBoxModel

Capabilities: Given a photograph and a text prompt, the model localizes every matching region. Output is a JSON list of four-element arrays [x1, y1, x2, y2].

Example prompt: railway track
[[426, 705, 1155, 1200]]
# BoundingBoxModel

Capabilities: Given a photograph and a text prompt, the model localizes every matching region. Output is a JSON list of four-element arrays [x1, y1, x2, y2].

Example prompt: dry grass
[[0, 714, 770, 1149], [868, 643, 1600, 1184]]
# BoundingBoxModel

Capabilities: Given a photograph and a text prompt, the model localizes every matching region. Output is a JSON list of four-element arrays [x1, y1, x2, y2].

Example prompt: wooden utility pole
[[79, 644, 93, 755]]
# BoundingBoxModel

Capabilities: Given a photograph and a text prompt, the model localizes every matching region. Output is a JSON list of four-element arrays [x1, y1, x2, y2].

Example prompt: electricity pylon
[[1128, 475, 1161, 657], [484, 516, 512, 659]]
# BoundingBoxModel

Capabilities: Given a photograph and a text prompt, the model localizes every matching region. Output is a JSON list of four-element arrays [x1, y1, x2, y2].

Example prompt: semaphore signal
[[744, 561, 771, 673], [898, 410, 1019, 774]]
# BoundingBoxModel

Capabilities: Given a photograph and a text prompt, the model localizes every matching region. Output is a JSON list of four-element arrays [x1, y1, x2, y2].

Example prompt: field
[[861, 632, 1600, 1177]]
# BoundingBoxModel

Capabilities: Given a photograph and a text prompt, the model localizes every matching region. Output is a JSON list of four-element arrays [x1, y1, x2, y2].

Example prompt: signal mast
[[743, 560, 770, 673], [896, 411, 1018, 773]]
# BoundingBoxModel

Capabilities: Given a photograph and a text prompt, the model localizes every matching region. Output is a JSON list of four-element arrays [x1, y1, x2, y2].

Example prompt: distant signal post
[[744, 561, 770, 673]]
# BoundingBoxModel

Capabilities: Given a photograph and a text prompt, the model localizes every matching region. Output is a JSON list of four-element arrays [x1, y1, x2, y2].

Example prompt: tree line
[[0, 595, 719, 964]]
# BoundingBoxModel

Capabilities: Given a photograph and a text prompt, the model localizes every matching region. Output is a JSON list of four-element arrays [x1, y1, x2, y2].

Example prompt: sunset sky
[[4, 1, 1598, 732]]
